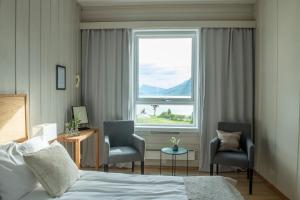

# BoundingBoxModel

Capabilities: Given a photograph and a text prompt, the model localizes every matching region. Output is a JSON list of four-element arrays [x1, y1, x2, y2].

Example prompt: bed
[[20, 171, 243, 200], [0, 94, 244, 200]]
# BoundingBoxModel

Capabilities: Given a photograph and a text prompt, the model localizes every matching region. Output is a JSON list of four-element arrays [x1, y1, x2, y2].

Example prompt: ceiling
[[77, 0, 256, 7]]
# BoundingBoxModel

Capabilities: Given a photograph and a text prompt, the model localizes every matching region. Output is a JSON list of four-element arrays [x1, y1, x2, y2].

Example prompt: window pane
[[136, 104, 193, 125], [138, 38, 192, 98]]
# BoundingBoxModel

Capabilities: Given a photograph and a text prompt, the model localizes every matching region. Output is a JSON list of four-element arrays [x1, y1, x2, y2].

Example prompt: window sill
[[134, 125, 200, 133]]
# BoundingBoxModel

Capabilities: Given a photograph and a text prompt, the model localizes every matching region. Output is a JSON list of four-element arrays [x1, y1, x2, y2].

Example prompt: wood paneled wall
[[0, 0, 81, 134], [255, 0, 300, 199], [81, 3, 255, 22]]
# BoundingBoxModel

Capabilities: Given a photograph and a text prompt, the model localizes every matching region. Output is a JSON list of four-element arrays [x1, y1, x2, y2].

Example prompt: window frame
[[131, 29, 199, 132]]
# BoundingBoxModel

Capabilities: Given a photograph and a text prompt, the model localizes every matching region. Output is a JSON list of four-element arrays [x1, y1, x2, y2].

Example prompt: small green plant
[[170, 136, 180, 146], [170, 136, 180, 151], [65, 115, 81, 136]]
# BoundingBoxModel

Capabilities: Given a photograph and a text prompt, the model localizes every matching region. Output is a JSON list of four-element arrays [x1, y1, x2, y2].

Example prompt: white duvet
[[20, 171, 243, 200]]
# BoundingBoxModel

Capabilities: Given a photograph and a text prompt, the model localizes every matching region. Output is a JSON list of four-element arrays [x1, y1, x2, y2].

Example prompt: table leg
[[172, 155, 174, 176], [174, 155, 176, 176], [160, 150, 162, 175], [95, 130, 99, 170], [75, 140, 81, 168], [72, 142, 75, 161], [187, 151, 189, 176]]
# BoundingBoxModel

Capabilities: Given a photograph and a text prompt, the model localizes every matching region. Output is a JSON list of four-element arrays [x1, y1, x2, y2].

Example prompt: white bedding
[[20, 171, 243, 200]]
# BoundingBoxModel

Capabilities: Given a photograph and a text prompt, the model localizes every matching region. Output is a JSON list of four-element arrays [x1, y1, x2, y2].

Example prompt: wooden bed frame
[[0, 94, 28, 144]]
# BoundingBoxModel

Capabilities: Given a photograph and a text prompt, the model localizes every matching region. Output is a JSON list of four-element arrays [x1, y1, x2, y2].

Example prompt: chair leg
[[132, 161, 135, 172], [249, 168, 253, 195], [210, 164, 213, 176], [247, 168, 250, 179], [216, 164, 219, 175], [141, 161, 144, 175], [104, 164, 109, 172]]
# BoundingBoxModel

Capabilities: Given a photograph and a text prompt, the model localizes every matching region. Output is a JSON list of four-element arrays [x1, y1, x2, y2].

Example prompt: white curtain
[[199, 28, 254, 171], [81, 29, 131, 167]]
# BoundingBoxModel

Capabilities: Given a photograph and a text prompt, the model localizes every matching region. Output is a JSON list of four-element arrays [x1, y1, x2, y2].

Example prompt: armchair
[[102, 120, 145, 174], [209, 122, 254, 194]]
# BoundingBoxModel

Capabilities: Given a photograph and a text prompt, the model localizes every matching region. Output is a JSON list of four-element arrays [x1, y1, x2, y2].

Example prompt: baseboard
[[254, 170, 289, 200]]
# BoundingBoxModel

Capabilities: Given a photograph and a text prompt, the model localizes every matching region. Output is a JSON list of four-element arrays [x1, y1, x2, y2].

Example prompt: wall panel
[[276, 0, 300, 197], [16, 0, 29, 94], [0, 0, 81, 134], [41, 0, 51, 123], [0, 0, 16, 93], [29, 0, 41, 127], [81, 4, 255, 22], [254, 0, 278, 184], [255, 0, 300, 199]]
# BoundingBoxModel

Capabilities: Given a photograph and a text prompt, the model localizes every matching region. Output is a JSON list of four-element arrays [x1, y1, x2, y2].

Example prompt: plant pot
[[173, 145, 178, 151]]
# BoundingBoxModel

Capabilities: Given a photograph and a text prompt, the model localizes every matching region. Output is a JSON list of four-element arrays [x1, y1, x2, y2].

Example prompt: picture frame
[[56, 65, 66, 90], [72, 106, 89, 125]]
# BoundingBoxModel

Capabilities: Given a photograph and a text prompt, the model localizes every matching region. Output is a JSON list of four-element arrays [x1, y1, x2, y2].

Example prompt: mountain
[[139, 85, 165, 95], [139, 79, 191, 96]]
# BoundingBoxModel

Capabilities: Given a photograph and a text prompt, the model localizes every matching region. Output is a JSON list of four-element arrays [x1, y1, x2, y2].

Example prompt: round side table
[[160, 147, 188, 176]]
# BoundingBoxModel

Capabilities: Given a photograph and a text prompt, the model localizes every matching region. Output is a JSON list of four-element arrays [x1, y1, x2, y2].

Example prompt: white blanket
[[20, 171, 243, 200], [184, 176, 244, 200]]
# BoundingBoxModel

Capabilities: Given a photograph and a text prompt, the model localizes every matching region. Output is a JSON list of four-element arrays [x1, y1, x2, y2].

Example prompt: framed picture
[[72, 106, 89, 125], [56, 65, 66, 90]]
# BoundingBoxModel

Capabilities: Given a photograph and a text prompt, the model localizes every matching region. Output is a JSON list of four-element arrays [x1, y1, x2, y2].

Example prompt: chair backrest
[[218, 122, 252, 151], [103, 120, 134, 147]]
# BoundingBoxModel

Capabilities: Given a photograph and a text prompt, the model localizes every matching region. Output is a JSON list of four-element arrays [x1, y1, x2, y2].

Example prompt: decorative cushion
[[0, 142, 37, 200], [23, 141, 80, 197], [217, 130, 242, 151]]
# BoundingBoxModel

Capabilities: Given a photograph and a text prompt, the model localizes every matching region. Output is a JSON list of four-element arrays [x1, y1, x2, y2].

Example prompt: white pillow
[[23, 141, 80, 197], [0, 142, 37, 200], [17, 136, 49, 154]]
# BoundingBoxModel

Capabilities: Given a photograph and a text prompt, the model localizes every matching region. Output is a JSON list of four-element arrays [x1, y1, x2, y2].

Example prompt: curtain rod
[[80, 20, 256, 29]]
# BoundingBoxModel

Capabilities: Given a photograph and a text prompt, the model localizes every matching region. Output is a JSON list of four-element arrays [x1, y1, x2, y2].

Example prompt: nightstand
[[57, 128, 100, 170]]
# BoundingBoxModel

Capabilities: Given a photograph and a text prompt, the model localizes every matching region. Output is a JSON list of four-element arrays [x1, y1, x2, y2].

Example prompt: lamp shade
[[32, 123, 57, 142]]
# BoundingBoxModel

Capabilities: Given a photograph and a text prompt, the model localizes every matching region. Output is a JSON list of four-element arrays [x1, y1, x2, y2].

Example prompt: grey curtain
[[199, 28, 254, 171], [81, 29, 131, 167]]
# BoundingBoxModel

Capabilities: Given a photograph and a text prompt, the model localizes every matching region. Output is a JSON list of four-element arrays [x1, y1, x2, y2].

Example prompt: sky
[[138, 38, 192, 89]]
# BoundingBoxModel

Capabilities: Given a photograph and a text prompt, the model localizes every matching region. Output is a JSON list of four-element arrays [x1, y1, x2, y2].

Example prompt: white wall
[[255, 0, 300, 199], [0, 0, 81, 134]]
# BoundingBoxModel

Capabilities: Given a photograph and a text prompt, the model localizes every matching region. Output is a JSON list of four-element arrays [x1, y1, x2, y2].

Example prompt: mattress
[[20, 170, 243, 200]]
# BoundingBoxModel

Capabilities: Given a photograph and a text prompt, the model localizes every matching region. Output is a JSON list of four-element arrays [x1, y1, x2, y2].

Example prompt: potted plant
[[170, 137, 180, 151], [65, 116, 81, 136]]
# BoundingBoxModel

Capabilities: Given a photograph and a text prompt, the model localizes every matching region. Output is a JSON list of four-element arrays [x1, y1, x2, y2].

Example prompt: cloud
[[139, 63, 190, 89], [137, 38, 192, 89]]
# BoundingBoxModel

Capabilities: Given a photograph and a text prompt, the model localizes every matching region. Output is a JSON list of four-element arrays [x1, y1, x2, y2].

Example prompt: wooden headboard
[[0, 94, 28, 144]]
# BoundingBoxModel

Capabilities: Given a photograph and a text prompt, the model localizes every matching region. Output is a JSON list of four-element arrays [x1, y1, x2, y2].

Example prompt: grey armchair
[[103, 120, 145, 174], [210, 122, 254, 194]]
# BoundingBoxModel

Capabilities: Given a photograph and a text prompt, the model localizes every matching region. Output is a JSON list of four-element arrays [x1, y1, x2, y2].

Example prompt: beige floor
[[87, 165, 286, 200]]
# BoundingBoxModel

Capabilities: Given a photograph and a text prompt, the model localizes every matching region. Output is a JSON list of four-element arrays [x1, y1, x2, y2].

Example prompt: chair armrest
[[103, 135, 110, 164], [210, 137, 220, 164], [246, 138, 254, 168], [132, 134, 145, 160]]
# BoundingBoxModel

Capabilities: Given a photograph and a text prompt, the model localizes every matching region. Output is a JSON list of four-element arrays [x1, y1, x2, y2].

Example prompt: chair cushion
[[109, 146, 142, 163], [214, 151, 248, 168]]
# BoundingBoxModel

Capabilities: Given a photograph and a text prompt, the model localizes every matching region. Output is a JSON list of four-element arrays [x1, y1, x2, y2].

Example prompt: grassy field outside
[[136, 116, 192, 125]]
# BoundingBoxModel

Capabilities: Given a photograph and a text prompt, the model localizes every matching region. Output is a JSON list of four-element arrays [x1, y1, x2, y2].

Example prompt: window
[[132, 30, 199, 131]]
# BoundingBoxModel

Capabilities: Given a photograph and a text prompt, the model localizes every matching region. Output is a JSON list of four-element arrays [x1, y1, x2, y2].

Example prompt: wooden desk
[[57, 128, 99, 170]]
